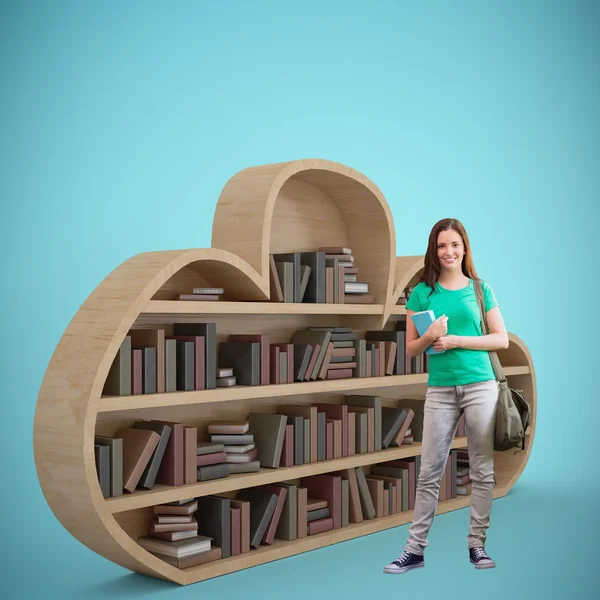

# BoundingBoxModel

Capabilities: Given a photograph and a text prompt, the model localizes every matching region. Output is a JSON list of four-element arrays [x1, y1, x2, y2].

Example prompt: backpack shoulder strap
[[473, 279, 488, 334], [473, 278, 506, 384]]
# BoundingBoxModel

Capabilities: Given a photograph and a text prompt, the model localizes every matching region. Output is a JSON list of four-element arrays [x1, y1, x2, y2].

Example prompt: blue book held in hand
[[410, 310, 443, 355]]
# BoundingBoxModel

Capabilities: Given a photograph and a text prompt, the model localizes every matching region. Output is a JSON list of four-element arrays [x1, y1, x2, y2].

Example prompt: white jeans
[[405, 379, 499, 555]]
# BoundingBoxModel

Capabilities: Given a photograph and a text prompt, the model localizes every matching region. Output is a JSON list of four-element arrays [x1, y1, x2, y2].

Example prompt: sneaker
[[469, 547, 496, 569], [383, 550, 425, 574]]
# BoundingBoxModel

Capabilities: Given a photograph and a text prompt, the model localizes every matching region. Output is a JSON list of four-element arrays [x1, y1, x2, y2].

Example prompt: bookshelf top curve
[[211, 158, 398, 306]]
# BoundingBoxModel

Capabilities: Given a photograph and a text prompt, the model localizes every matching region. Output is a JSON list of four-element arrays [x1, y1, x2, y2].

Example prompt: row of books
[[138, 447, 473, 569], [269, 247, 372, 304], [102, 320, 431, 397], [94, 396, 467, 497], [177, 287, 225, 302]]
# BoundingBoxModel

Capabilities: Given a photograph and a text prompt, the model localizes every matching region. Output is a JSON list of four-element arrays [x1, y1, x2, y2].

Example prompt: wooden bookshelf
[[33, 158, 537, 586]]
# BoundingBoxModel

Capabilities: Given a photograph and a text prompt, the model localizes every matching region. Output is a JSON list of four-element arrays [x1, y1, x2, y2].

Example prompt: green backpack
[[473, 279, 531, 452]]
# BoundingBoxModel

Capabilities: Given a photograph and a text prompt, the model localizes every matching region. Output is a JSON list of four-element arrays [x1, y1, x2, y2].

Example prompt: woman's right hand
[[427, 315, 448, 339]]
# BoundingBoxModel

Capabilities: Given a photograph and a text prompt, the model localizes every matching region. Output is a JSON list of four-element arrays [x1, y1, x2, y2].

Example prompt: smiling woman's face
[[437, 228, 464, 272]]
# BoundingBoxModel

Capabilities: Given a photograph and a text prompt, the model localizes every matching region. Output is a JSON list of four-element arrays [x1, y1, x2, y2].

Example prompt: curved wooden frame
[[34, 159, 536, 585]]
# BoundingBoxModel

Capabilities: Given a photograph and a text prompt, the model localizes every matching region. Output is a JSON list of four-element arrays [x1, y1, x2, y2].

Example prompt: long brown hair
[[420, 218, 480, 296]]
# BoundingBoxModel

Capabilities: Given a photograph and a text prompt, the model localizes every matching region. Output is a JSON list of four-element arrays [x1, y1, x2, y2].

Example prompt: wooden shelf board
[[143, 301, 386, 315], [99, 374, 427, 412], [180, 487, 507, 583], [107, 437, 469, 513], [98, 366, 529, 413]]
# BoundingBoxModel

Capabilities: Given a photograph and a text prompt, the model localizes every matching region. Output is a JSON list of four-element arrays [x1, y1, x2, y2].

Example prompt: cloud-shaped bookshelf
[[33, 159, 536, 585]]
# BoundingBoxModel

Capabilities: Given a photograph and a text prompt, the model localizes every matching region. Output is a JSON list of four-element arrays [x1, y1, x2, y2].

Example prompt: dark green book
[[248, 413, 287, 468], [218, 342, 260, 386], [173, 322, 217, 389], [196, 495, 231, 558], [381, 407, 408, 449]]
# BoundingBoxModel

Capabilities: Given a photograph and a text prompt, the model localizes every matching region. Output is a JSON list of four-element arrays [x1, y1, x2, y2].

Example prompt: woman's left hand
[[431, 335, 461, 352]]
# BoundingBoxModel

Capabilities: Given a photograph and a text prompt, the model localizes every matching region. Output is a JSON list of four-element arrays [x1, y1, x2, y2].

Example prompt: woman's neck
[[438, 271, 470, 289]]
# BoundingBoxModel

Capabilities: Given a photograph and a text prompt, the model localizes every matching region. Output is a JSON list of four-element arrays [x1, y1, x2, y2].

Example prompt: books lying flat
[[210, 433, 254, 445], [196, 441, 225, 455], [151, 529, 199, 542], [223, 443, 255, 454], [197, 451, 227, 467], [153, 546, 222, 569], [229, 460, 260, 473], [197, 463, 230, 481], [152, 517, 198, 532], [138, 534, 212, 559], [153, 500, 198, 516], [208, 421, 250, 435]]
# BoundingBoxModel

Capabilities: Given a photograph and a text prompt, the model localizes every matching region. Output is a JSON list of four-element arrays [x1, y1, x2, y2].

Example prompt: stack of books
[[208, 420, 260, 473], [177, 287, 225, 301], [138, 498, 222, 568]]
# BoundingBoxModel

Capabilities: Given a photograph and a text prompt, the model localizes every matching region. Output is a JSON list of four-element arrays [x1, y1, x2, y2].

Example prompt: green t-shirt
[[405, 279, 499, 387]]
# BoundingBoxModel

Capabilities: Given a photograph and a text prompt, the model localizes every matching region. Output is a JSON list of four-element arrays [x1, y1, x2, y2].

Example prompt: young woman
[[383, 218, 508, 574]]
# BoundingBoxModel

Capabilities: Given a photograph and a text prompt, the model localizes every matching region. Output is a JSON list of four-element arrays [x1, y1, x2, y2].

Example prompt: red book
[[196, 451, 227, 467], [230, 507, 241, 556], [270, 345, 280, 384], [279, 424, 294, 467], [326, 368, 353, 379], [308, 517, 334, 535]]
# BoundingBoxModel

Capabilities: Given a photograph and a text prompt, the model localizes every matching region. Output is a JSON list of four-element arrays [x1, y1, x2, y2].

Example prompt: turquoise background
[[2, 0, 598, 597]]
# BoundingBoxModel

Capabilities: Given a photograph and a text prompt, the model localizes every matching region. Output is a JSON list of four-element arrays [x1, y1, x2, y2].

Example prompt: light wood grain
[[383, 255, 424, 322], [141, 301, 387, 315], [33, 158, 536, 586]]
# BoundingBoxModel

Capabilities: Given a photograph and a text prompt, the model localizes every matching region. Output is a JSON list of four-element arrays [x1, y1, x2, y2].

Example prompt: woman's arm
[[432, 306, 509, 352]]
